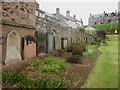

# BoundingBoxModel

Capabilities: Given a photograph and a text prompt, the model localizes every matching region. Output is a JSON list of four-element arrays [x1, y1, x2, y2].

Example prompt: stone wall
[[2, 2, 36, 64], [36, 16, 93, 55], [2, 2, 36, 27], [2, 25, 36, 64]]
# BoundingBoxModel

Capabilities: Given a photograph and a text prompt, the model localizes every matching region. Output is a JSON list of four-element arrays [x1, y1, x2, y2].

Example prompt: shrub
[[91, 41, 96, 45], [67, 42, 86, 52], [72, 46, 83, 56], [31, 56, 66, 74], [66, 55, 82, 64], [83, 45, 96, 57], [54, 49, 64, 57], [67, 45, 72, 52], [96, 30, 106, 39]]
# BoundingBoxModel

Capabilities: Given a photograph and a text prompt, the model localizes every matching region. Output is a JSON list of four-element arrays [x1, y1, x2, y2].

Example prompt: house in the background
[[88, 11, 119, 25], [53, 8, 82, 29]]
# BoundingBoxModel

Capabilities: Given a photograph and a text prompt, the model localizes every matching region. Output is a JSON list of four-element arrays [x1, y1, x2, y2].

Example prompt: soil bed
[[2, 47, 101, 88]]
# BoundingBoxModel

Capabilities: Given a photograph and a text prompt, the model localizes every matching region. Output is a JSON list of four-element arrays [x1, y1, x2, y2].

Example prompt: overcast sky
[[36, 0, 118, 25]]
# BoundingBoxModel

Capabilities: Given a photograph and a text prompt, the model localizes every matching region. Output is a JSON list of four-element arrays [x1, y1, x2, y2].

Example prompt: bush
[[66, 55, 82, 64], [67, 45, 72, 52], [72, 46, 83, 56], [83, 45, 96, 57], [31, 56, 66, 74], [91, 41, 96, 45], [96, 30, 106, 39], [67, 42, 86, 52], [54, 49, 64, 57]]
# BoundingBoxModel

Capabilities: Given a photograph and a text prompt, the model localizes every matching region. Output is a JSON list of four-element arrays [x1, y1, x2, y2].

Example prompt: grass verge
[[83, 35, 118, 88]]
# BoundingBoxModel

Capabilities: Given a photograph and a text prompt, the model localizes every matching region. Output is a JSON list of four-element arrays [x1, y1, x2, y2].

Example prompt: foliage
[[76, 26, 85, 32], [96, 30, 106, 39], [3, 71, 67, 88], [83, 45, 96, 57], [72, 46, 83, 56], [67, 42, 86, 52], [54, 49, 64, 57], [66, 55, 82, 64], [85, 30, 92, 34], [31, 56, 66, 74], [84, 23, 118, 31]]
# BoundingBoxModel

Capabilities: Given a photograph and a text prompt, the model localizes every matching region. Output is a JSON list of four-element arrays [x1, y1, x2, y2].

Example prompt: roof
[[85, 26, 97, 31]]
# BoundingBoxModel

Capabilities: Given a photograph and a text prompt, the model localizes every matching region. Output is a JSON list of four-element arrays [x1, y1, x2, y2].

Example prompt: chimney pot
[[66, 10, 70, 17], [73, 15, 76, 19], [56, 8, 60, 14]]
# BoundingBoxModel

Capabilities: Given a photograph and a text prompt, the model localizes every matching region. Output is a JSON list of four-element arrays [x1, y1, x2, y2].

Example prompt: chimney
[[56, 8, 60, 14], [104, 11, 106, 14], [90, 13, 92, 16], [73, 15, 76, 19], [66, 10, 70, 17]]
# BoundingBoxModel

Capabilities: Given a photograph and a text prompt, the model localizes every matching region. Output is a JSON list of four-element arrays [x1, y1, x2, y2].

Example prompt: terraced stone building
[[89, 11, 119, 25]]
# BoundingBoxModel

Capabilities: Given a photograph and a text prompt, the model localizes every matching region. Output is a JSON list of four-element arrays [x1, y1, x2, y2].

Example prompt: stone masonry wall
[[2, 2, 36, 27], [2, 2, 36, 64], [36, 16, 93, 55]]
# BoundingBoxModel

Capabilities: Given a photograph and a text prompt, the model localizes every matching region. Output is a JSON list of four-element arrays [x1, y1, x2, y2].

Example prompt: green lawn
[[83, 35, 118, 88], [84, 23, 119, 30]]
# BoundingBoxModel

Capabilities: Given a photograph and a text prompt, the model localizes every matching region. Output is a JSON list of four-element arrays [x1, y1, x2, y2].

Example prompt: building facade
[[89, 11, 119, 25]]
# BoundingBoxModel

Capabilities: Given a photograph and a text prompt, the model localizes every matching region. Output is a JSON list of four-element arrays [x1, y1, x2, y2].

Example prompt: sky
[[36, 0, 118, 25]]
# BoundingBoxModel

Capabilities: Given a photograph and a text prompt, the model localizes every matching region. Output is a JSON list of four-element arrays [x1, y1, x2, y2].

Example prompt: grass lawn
[[83, 23, 119, 30], [83, 35, 118, 88]]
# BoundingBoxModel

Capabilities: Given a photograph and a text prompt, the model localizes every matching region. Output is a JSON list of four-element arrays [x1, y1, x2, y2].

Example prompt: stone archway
[[5, 30, 21, 63]]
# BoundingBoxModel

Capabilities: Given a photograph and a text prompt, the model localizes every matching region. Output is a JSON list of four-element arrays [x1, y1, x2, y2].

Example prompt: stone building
[[2, 2, 36, 64], [89, 11, 119, 25], [1, 2, 93, 65]]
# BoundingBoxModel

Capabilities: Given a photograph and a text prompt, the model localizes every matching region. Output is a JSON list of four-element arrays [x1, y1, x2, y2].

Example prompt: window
[[112, 17, 114, 19], [105, 18, 107, 20], [105, 13, 108, 16], [35, 10, 38, 16], [111, 13, 115, 16]]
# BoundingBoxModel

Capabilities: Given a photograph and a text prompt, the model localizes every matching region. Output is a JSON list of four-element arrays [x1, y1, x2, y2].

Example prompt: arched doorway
[[5, 30, 21, 63]]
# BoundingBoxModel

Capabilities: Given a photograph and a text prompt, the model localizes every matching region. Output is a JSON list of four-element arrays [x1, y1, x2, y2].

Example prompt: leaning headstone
[[46, 31, 54, 53]]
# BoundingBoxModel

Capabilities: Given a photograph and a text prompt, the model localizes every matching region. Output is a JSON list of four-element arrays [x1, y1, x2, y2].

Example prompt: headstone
[[36, 31, 46, 55], [5, 30, 21, 63], [46, 31, 54, 53], [61, 37, 68, 49], [55, 35, 61, 50]]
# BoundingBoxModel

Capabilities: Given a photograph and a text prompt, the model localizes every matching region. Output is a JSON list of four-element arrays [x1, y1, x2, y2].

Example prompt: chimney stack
[[56, 8, 60, 14], [104, 11, 106, 14], [66, 10, 70, 17], [73, 15, 76, 19], [90, 13, 92, 16]]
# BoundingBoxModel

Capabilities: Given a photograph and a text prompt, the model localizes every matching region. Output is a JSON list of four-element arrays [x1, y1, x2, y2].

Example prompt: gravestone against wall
[[61, 37, 68, 49], [55, 35, 61, 50], [46, 31, 54, 53], [36, 31, 46, 55], [5, 30, 21, 63]]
